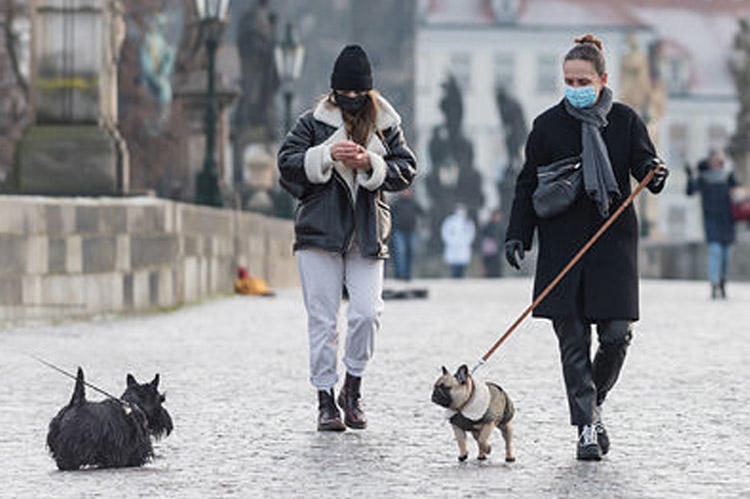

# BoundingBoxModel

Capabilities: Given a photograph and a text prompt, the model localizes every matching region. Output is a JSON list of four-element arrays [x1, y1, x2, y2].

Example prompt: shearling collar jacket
[[277, 95, 417, 258]]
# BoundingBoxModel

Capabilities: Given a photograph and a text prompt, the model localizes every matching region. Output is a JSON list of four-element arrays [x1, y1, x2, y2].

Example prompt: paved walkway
[[1, 278, 749, 498]]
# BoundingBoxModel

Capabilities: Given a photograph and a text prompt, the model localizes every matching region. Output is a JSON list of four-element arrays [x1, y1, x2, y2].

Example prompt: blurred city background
[[2, 0, 750, 322]]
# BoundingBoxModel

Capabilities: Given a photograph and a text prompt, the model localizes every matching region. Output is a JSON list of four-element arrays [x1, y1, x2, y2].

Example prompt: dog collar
[[455, 377, 475, 412], [457, 380, 491, 421]]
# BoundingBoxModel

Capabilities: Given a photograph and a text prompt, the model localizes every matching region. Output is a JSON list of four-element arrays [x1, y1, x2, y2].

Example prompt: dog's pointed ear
[[441, 366, 449, 375], [126, 373, 136, 387], [151, 373, 160, 389], [455, 364, 469, 384]]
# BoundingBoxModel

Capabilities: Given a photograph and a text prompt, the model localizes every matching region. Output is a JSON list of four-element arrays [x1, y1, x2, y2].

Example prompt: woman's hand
[[343, 150, 371, 171], [330, 140, 359, 161], [504, 240, 525, 270], [331, 140, 370, 171], [648, 162, 669, 190]]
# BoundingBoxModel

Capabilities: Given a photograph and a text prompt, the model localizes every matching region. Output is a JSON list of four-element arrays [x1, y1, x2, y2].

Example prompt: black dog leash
[[29, 354, 133, 412]]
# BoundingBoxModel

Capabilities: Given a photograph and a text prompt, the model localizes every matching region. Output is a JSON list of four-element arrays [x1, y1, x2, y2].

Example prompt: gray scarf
[[564, 86, 620, 218], [701, 168, 730, 184]]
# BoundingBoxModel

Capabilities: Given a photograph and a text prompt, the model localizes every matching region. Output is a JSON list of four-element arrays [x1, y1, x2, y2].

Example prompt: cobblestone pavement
[[1, 278, 749, 498]]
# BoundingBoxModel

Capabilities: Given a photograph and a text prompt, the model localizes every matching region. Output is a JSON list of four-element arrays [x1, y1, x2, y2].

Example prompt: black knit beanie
[[330, 45, 373, 91]]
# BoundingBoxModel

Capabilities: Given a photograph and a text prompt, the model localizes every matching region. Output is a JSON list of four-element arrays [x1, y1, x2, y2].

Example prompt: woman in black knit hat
[[278, 45, 417, 431]]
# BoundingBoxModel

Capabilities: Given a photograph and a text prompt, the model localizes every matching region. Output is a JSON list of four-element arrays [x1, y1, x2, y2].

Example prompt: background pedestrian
[[390, 187, 423, 281], [480, 208, 505, 278], [441, 203, 475, 278], [685, 148, 739, 299]]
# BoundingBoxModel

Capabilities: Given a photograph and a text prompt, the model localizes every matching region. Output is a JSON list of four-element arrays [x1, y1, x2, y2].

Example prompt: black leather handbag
[[532, 156, 583, 218]]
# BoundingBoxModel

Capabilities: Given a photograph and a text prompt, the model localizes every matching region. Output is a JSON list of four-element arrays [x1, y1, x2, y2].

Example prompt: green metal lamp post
[[194, 0, 230, 207], [274, 22, 305, 133]]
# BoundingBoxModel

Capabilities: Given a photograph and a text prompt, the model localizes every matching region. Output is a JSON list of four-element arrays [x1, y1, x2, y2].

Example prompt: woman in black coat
[[504, 34, 668, 461]]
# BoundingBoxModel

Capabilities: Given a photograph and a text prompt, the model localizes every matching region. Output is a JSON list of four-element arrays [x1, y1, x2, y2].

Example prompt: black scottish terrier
[[47, 367, 173, 470]]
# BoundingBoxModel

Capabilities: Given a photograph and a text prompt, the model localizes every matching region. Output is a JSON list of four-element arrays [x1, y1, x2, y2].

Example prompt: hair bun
[[574, 34, 604, 52]]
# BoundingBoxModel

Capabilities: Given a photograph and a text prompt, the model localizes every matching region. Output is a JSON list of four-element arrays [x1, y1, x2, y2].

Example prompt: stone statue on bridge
[[140, 13, 176, 133], [729, 18, 750, 185], [233, 0, 280, 207], [425, 74, 485, 250], [495, 84, 527, 227], [495, 85, 527, 170], [619, 34, 667, 238], [234, 0, 279, 141], [620, 34, 666, 146]]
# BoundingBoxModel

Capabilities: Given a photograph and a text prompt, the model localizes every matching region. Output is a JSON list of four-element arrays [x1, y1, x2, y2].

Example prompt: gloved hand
[[643, 158, 668, 191], [649, 165, 669, 190], [504, 240, 525, 270], [684, 165, 693, 179]]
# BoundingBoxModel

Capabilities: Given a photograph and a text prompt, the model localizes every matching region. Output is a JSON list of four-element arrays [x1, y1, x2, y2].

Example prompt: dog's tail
[[68, 367, 86, 406]]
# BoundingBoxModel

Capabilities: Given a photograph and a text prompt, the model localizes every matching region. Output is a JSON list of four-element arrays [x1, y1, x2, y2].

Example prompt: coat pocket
[[295, 189, 331, 237]]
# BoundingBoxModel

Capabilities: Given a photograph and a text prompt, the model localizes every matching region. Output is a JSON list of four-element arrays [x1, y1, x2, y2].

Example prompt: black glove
[[650, 166, 669, 190], [504, 240, 525, 270], [643, 158, 668, 190]]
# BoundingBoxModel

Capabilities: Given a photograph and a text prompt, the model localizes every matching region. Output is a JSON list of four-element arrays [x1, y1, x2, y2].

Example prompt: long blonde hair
[[325, 90, 381, 147]]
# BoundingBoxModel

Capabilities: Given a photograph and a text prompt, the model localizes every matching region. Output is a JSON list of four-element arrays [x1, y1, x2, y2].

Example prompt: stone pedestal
[[16, 125, 127, 195], [173, 70, 238, 202], [15, 0, 128, 195]]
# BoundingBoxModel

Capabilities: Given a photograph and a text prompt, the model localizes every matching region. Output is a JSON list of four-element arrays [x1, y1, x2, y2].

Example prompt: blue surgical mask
[[564, 85, 598, 108]]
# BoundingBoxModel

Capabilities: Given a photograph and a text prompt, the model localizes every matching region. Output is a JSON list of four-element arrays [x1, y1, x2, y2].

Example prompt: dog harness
[[448, 382, 513, 431]]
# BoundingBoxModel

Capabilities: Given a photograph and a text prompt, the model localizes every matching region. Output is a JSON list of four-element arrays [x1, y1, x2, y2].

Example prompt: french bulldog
[[431, 364, 515, 462]]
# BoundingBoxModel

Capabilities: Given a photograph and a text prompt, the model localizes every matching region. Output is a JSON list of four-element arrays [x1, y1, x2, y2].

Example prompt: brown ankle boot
[[317, 389, 345, 431], [337, 373, 367, 429]]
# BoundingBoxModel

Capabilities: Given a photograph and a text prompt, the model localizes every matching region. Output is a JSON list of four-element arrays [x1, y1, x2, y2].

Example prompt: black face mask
[[336, 93, 368, 115]]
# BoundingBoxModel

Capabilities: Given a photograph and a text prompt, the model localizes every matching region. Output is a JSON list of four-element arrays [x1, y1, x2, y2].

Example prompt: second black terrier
[[47, 367, 173, 470]]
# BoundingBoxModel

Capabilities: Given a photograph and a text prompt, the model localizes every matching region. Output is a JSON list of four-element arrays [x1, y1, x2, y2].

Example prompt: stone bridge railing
[[0, 196, 297, 325]]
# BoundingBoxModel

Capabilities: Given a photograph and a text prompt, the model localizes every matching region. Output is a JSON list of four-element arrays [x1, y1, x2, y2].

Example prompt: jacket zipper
[[333, 170, 357, 254]]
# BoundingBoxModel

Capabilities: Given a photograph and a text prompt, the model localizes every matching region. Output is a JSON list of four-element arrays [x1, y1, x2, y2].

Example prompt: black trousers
[[551, 316, 632, 426]]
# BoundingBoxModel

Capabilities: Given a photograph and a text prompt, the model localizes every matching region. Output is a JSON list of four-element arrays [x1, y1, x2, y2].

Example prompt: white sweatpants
[[297, 246, 384, 391]]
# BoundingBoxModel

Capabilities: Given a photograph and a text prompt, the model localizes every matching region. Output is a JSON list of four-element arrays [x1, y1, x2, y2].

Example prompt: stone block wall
[[640, 239, 750, 281], [0, 196, 296, 325]]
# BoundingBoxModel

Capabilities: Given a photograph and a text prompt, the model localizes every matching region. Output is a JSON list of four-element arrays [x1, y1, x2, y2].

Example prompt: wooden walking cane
[[470, 167, 660, 374]]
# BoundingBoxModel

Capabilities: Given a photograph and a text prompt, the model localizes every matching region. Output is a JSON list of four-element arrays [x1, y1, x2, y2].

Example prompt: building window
[[707, 124, 728, 151], [536, 54, 557, 94], [494, 53, 515, 91], [667, 205, 687, 240], [449, 52, 472, 92], [668, 123, 688, 166], [663, 57, 690, 96]]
